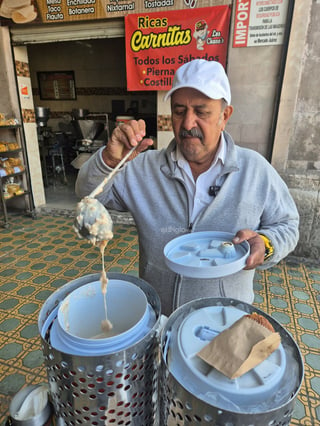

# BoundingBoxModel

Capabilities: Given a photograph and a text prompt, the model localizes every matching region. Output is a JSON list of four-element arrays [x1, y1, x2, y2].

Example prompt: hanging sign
[[125, 5, 231, 91], [0, 0, 230, 25], [233, 0, 289, 47]]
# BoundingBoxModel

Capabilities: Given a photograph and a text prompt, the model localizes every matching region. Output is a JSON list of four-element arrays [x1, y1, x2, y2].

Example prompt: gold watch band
[[259, 233, 274, 261]]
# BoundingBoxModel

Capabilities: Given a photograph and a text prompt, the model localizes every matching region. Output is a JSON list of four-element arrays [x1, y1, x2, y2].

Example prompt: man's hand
[[102, 119, 154, 168], [232, 229, 266, 270]]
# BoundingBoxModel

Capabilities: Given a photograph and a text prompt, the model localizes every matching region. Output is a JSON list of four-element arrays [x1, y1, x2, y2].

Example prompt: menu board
[[37, 71, 76, 100], [0, 0, 228, 24]]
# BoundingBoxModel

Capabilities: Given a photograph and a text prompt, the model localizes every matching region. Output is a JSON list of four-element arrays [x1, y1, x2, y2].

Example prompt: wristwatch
[[258, 233, 274, 261]]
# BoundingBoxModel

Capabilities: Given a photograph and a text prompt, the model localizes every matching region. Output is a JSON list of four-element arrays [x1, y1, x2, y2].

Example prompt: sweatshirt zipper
[[169, 173, 193, 233]]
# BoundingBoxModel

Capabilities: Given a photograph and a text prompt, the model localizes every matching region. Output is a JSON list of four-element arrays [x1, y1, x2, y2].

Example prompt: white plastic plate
[[164, 231, 250, 278]]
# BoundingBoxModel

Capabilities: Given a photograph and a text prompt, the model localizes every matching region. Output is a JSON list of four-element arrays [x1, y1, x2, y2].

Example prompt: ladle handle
[[89, 141, 141, 198]]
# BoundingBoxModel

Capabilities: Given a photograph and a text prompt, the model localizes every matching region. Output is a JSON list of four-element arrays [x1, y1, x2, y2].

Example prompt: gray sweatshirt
[[75, 132, 299, 316]]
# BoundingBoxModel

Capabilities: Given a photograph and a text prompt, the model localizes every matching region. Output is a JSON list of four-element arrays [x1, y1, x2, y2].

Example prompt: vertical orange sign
[[233, 0, 251, 47], [125, 6, 231, 91]]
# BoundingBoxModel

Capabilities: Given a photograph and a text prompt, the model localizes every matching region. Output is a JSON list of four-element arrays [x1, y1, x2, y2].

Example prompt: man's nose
[[182, 109, 197, 130]]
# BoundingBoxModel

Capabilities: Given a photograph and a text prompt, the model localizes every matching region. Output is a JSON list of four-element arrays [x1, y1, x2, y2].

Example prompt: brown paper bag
[[197, 315, 281, 379]]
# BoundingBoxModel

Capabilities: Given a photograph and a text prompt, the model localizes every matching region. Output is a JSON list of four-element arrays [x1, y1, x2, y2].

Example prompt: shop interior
[[27, 37, 157, 210]]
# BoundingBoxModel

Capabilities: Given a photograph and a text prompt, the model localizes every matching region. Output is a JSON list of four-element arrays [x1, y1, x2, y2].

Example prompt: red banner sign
[[125, 6, 231, 91]]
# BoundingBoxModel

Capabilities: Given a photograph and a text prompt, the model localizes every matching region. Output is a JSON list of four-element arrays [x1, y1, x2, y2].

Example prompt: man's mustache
[[179, 128, 203, 140]]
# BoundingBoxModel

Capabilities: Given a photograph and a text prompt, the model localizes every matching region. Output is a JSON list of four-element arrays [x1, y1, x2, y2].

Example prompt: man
[[76, 59, 299, 316]]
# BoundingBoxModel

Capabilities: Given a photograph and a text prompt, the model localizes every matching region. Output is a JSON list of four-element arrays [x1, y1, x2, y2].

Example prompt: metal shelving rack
[[0, 123, 35, 227]]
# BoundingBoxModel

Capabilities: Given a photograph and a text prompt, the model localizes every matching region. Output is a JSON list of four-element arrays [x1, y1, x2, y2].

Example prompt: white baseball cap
[[164, 59, 231, 104]]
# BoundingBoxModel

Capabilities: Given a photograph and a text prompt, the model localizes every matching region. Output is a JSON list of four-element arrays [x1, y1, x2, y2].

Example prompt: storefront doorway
[[13, 28, 157, 211]]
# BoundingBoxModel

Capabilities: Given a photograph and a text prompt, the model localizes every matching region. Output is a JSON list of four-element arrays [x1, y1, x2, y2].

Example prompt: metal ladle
[[73, 142, 141, 244]]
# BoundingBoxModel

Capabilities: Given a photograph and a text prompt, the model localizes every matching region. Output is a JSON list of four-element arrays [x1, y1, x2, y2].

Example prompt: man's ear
[[221, 105, 233, 130]]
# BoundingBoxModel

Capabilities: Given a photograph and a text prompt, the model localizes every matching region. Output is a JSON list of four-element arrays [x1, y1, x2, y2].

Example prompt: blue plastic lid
[[164, 231, 250, 278], [169, 305, 286, 407]]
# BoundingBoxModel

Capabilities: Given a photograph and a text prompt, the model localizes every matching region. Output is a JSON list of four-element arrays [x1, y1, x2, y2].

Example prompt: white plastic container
[[9, 385, 52, 426]]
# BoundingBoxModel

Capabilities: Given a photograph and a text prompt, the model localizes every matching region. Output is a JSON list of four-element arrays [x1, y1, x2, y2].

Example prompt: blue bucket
[[48, 279, 155, 356]]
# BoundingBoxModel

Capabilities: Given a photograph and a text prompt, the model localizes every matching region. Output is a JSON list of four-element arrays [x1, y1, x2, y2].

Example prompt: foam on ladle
[[73, 197, 114, 334], [99, 240, 113, 333]]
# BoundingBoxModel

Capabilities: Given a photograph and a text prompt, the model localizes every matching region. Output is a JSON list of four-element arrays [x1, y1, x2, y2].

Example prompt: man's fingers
[[232, 229, 257, 244], [232, 229, 266, 270], [118, 119, 146, 147]]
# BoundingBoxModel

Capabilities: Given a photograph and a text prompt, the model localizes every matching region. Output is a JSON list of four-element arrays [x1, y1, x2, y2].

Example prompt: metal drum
[[39, 273, 161, 426], [35, 107, 50, 127], [160, 298, 304, 426]]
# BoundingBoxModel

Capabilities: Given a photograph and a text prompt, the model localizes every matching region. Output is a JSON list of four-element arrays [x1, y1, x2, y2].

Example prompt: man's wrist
[[258, 233, 274, 261], [101, 147, 121, 169]]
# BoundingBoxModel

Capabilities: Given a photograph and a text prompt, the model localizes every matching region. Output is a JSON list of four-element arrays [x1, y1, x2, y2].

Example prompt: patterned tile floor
[[0, 213, 319, 425]]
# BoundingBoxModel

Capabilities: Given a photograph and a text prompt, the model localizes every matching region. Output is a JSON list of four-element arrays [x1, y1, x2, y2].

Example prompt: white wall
[[13, 45, 46, 207]]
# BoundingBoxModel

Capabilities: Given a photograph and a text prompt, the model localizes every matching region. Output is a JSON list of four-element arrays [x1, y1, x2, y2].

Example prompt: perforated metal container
[[160, 298, 304, 426], [39, 273, 161, 426]]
